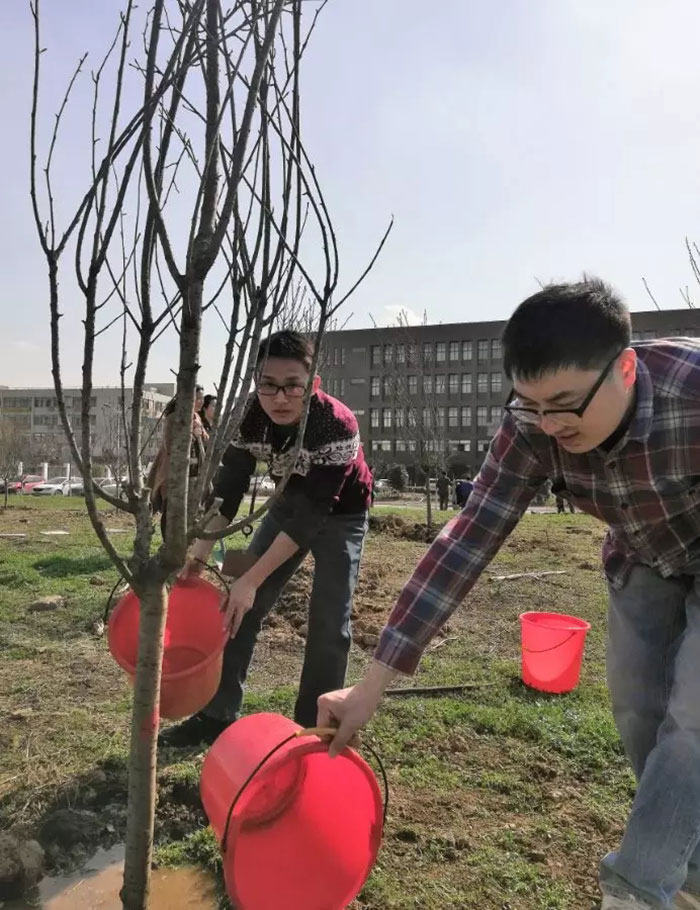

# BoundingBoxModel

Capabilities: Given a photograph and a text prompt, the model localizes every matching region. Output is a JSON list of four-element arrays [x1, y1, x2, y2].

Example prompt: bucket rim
[[223, 738, 384, 908], [107, 577, 228, 679], [518, 610, 591, 632]]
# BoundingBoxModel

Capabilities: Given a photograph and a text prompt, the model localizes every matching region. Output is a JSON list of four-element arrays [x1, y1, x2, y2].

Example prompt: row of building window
[[371, 339, 501, 368], [370, 438, 491, 454], [329, 329, 700, 373], [32, 414, 97, 427], [632, 329, 697, 340], [331, 348, 347, 366], [0, 396, 99, 410], [370, 372, 502, 398], [327, 378, 346, 398], [370, 405, 501, 429]]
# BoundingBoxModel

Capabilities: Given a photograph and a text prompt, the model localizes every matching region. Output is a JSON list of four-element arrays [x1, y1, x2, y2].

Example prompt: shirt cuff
[[373, 625, 424, 676]]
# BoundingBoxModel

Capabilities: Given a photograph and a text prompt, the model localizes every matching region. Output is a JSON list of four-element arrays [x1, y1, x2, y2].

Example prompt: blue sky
[[2, 0, 700, 388]]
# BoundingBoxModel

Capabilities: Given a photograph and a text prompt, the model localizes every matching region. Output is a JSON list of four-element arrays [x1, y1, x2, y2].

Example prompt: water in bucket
[[201, 713, 384, 910], [519, 611, 591, 693], [108, 578, 228, 718]]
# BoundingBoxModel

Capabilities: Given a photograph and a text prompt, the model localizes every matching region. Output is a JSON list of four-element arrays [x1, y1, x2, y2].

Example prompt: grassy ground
[[0, 498, 631, 908]]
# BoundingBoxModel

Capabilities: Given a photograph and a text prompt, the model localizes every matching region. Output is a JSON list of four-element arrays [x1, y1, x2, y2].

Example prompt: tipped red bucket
[[201, 713, 384, 910], [519, 611, 591, 693], [108, 578, 228, 719]]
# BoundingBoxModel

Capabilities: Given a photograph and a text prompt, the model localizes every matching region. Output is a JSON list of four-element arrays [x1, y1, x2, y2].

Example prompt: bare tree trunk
[[120, 580, 168, 910], [425, 470, 432, 532]]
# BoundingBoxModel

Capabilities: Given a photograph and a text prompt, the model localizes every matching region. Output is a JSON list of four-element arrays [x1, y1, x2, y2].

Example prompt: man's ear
[[619, 348, 637, 390], [312, 374, 322, 393]]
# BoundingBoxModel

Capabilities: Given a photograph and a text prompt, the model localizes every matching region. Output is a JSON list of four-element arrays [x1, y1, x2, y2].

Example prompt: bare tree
[[681, 237, 700, 309], [0, 420, 30, 508], [384, 310, 449, 530], [29, 2, 390, 907]]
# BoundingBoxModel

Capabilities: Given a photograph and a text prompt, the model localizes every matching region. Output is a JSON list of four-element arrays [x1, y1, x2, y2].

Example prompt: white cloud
[[382, 304, 422, 327]]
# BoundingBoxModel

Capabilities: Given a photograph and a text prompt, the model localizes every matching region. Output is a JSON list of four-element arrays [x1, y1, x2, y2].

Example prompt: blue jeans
[[203, 510, 368, 728], [600, 564, 700, 907]]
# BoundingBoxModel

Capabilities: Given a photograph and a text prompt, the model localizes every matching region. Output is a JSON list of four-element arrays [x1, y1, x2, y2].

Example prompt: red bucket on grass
[[108, 578, 228, 719], [201, 712, 385, 910], [519, 611, 591, 694]]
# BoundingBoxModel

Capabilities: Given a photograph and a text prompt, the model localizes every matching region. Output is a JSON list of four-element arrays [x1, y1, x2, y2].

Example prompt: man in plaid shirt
[[319, 278, 700, 909]]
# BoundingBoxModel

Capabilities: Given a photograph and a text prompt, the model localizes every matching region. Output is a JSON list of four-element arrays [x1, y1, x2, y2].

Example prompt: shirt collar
[[623, 359, 654, 444]]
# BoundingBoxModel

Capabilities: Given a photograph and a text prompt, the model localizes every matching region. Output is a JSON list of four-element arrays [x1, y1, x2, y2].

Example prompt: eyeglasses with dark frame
[[504, 350, 624, 427], [256, 378, 307, 399]]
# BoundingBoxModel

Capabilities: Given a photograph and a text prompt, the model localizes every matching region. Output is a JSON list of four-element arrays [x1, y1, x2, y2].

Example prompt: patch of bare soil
[[270, 529, 436, 653], [7, 758, 206, 876]]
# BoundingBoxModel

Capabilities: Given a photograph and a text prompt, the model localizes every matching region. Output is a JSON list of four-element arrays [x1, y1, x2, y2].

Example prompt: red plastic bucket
[[201, 713, 385, 910], [108, 578, 228, 719], [519, 611, 591, 694]]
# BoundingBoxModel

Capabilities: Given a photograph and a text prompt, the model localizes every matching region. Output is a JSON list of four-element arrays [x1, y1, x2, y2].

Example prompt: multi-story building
[[320, 308, 700, 479], [0, 384, 175, 470]]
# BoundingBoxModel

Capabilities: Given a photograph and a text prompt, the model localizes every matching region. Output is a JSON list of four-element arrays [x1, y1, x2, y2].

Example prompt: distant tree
[[387, 463, 408, 493], [447, 452, 471, 480], [385, 311, 449, 530], [0, 421, 29, 507]]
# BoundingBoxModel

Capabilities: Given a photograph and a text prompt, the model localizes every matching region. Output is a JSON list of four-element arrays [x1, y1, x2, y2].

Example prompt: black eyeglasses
[[256, 380, 307, 399], [504, 350, 623, 427]]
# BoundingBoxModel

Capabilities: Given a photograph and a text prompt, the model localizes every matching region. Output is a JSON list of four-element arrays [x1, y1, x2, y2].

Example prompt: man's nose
[[538, 413, 562, 436]]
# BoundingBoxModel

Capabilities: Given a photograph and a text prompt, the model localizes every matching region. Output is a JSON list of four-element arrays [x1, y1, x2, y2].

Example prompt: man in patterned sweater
[[319, 279, 700, 910], [160, 330, 372, 747]]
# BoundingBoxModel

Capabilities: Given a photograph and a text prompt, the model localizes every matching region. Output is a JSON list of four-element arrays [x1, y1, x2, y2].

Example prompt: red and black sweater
[[215, 390, 372, 549]]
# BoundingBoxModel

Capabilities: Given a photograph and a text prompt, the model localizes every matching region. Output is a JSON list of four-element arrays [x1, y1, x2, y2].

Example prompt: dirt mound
[[368, 513, 440, 542], [271, 544, 428, 654]]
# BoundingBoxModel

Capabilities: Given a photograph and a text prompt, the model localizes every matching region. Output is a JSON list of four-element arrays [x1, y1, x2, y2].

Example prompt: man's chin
[[555, 433, 595, 453]]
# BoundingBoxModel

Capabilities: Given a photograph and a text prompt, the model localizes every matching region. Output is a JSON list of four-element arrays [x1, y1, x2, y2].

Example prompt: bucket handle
[[522, 630, 578, 654], [103, 577, 128, 625], [221, 726, 389, 853], [192, 558, 231, 595], [102, 559, 231, 626]]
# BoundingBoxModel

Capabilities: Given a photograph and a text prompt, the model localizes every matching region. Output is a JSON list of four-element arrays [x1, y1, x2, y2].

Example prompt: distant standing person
[[555, 493, 575, 514], [436, 470, 450, 511], [455, 478, 473, 508], [148, 385, 207, 539], [199, 394, 217, 433]]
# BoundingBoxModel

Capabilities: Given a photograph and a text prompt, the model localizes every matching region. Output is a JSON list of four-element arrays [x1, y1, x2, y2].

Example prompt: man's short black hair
[[502, 277, 631, 381], [256, 330, 314, 371]]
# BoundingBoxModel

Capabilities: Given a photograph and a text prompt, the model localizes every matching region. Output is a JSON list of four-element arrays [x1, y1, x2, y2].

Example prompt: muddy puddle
[[6, 845, 218, 909]]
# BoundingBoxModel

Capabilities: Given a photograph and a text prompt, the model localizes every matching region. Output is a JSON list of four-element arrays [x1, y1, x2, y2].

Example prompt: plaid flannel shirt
[[374, 339, 700, 675]]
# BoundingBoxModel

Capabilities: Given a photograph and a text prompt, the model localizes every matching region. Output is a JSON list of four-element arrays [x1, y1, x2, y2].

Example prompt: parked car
[[96, 477, 130, 498], [62, 478, 84, 496], [249, 476, 276, 495], [32, 476, 69, 496], [0, 478, 21, 494], [97, 478, 118, 497], [19, 475, 45, 493]]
